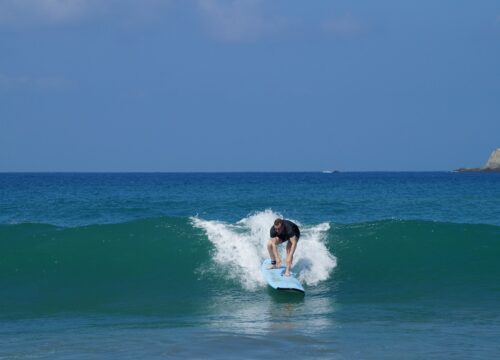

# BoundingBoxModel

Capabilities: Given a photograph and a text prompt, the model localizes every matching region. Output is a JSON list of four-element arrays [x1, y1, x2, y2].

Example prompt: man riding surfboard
[[267, 218, 300, 277]]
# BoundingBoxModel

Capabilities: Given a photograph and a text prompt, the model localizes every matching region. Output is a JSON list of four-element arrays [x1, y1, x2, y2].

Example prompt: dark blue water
[[1, 172, 499, 226]]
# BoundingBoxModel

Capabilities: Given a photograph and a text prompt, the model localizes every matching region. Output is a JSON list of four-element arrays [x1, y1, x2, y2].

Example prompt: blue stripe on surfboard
[[261, 259, 305, 293]]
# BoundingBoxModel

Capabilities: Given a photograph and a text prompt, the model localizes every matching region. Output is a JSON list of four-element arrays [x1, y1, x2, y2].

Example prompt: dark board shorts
[[277, 225, 300, 244]]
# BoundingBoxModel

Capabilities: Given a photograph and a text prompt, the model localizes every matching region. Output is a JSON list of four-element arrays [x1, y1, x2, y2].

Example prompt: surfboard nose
[[261, 259, 305, 294]]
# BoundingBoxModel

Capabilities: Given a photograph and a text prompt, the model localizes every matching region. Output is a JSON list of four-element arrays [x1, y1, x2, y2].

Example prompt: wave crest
[[193, 210, 337, 290]]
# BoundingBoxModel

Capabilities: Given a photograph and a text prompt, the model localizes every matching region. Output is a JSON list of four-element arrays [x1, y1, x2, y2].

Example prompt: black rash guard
[[270, 220, 300, 241]]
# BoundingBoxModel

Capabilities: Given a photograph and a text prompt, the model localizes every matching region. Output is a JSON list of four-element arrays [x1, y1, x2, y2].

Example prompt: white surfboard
[[261, 259, 305, 294]]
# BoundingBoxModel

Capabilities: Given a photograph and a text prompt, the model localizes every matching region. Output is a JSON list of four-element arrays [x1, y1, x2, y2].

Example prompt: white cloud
[[321, 14, 364, 36], [0, 73, 70, 93], [0, 0, 287, 36], [0, 0, 94, 26], [0, 0, 172, 27], [197, 0, 288, 43]]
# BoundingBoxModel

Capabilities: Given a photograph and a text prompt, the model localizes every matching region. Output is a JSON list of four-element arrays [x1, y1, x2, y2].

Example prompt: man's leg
[[284, 236, 298, 276], [267, 237, 282, 268]]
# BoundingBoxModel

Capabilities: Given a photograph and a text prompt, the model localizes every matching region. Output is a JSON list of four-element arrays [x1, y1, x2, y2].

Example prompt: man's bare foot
[[284, 270, 290, 277]]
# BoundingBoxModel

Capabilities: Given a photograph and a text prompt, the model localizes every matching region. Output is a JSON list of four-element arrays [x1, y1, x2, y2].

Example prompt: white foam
[[192, 210, 337, 290]]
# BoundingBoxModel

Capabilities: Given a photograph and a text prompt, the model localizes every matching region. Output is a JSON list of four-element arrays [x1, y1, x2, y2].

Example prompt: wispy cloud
[[0, 73, 70, 93], [197, 0, 289, 43], [0, 0, 172, 27], [0, 0, 94, 26], [321, 14, 364, 36]]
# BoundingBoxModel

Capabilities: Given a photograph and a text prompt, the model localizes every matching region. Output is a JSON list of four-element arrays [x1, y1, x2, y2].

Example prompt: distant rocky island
[[455, 148, 500, 172]]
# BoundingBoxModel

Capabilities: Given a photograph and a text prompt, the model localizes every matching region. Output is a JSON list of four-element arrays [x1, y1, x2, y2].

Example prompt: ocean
[[1, 172, 499, 359]]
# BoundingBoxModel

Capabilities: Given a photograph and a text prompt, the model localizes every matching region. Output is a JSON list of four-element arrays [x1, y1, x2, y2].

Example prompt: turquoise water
[[1, 173, 499, 359]]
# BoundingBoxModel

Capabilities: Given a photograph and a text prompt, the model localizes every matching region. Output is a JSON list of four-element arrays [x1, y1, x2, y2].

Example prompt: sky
[[1, 0, 499, 171]]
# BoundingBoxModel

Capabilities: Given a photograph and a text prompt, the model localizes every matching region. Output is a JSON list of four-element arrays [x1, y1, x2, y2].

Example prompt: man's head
[[274, 218, 283, 232]]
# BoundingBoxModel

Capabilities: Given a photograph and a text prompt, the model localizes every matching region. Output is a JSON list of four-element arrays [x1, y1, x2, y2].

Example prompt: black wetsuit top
[[270, 220, 300, 241]]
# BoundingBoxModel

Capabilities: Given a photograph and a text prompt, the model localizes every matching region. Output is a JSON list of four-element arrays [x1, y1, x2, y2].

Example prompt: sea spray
[[295, 222, 337, 285], [191, 217, 266, 290], [192, 210, 336, 290]]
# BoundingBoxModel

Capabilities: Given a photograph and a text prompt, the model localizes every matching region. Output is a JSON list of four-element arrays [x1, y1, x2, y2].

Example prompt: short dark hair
[[274, 218, 283, 226]]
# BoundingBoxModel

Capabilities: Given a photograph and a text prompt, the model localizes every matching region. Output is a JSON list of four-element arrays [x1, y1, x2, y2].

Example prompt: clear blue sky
[[1, 0, 499, 171]]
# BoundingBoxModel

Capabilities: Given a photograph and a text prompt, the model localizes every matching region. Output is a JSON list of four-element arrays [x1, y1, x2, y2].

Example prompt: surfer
[[267, 218, 300, 276]]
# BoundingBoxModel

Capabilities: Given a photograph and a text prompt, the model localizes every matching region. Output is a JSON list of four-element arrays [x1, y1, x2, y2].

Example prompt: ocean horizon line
[[0, 170, 463, 174]]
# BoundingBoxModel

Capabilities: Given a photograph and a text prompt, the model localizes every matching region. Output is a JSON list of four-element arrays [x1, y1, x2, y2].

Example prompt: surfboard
[[261, 259, 305, 294]]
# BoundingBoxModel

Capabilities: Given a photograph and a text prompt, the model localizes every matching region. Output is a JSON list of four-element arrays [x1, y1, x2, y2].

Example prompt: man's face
[[274, 224, 283, 233]]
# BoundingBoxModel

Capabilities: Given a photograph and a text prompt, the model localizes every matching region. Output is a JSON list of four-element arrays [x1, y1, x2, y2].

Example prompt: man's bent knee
[[268, 238, 278, 247]]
